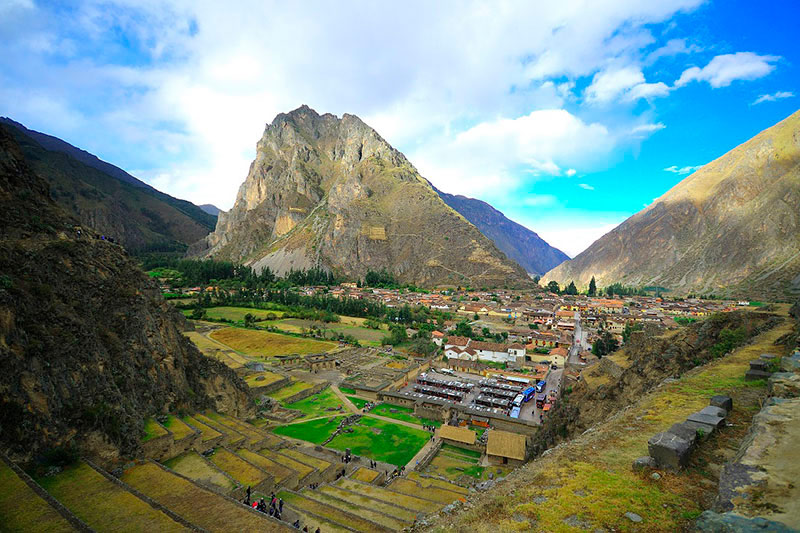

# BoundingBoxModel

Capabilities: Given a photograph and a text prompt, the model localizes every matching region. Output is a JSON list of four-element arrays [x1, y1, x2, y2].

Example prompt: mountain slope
[[199, 204, 222, 216], [434, 187, 569, 275], [0, 124, 251, 462], [544, 110, 800, 299], [0, 118, 216, 254], [196, 105, 532, 287]]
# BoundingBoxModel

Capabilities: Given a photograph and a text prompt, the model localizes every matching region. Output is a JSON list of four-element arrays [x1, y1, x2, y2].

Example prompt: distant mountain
[[544, 110, 800, 299], [1, 118, 216, 254], [196, 105, 531, 287], [434, 188, 569, 276], [199, 204, 222, 216]]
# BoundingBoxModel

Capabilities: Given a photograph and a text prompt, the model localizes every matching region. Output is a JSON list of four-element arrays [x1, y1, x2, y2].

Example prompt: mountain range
[[544, 109, 800, 299], [195, 105, 538, 287]]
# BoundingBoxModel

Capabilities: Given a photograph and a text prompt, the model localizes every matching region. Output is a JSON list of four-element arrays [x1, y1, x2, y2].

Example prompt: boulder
[[699, 405, 728, 419], [667, 422, 699, 446], [632, 456, 657, 472], [696, 511, 796, 532], [769, 372, 800, 398], [780, 352, 800, 372], [745, 369, 773, 381], [648, 432, 692, 470], [710, 395, 733, 412]]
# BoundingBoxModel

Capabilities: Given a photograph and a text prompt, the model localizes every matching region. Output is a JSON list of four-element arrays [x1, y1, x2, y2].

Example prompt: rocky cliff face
[[0, 125, 252, 464], [434, 187, 569, 275], [196, 105, 531, 287], [2, 118, 216, 255], [544, 110, 800, 299]]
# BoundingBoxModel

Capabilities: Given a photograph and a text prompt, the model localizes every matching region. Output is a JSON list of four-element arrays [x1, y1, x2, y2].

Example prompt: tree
[[191, 306, 206, 320], [482, 327, 492, 337], [547, 281, 560, 294], [565, 281, 578, 295], [532, 275, 541, 284], [473, 313, 480, 321], [588, 276, 597, 297], [592, 330, 619, 357], [243, 313, 256, 328], [381, 324, 408, 346], [454, 320, 473, 338]]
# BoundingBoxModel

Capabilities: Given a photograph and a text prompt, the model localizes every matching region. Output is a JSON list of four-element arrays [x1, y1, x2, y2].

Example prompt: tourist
[[279, 497, 284, 512], [246, 486, 251, 502], [293, 519, 301, 528]]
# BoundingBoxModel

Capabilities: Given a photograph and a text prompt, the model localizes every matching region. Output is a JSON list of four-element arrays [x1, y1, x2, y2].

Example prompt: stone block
[[709, 395, 733, 412], [687, 412, 725, 430], [682, 419, 715, 438], [648, 432, 692, 470], [632, 456, 656, 472], [745, 369, 772, 381], [749, 360, 769, 371], [759, 353, 777, 361], [699, 405, 728, 419], [667, 422, 699, 446]]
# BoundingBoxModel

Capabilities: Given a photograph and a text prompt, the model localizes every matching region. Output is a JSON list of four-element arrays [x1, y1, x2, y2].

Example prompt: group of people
[[368, 459, 378, 469], [290, 521, 320, 532], [422, 424, 436, 432], [243, 488, 284, 521]]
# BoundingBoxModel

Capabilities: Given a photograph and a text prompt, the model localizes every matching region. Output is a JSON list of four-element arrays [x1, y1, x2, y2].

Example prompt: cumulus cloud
[[565, 169, 577, 177], [645, 38, 701, 65], [584, 66, 670, 104], [675, 52, 780, 88], [664, 164, 703, 175], [752, 91, 794, 105], [578, 183, 594, 190]]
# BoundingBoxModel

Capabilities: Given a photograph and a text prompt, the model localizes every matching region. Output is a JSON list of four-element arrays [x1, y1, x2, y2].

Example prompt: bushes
[[710, 327, 747, 358]]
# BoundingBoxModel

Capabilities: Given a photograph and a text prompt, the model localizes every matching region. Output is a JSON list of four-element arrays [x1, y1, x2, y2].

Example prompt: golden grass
[[184, 331, 246, 369], [408, 471, 469, 495], [37, 461, 187, 532], [259, 450, 314, 480], [351, 467, 379, 483], [319, 485, 417, 522], [182, 415, 222, 442], [389, 478, 462, 505], [121, 462, 278, 532], [193, 413, 245, 447], [207, 448, 267, 487], [162, 414, 194, 441], [268, 380, 314, 401], [335, 478, 439, 512], [0, 461, 76, 533], [163, 452, 236, 493], [281, 448, 331, 471], [210, 327, 336, 357], [300, 489, 409, 530], [203, 412, 264, 446], [142, 417, 168, 442], [244, 371, 284, 388], [235, 449, 293, 484], [278, 491, 385, 533]]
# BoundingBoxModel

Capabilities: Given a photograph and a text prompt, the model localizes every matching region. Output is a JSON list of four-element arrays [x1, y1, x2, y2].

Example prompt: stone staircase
[[1, 411, 468, 532]]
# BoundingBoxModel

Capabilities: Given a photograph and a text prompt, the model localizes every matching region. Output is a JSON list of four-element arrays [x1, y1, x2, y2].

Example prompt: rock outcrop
[[434, 187, 569, 276], [544, 110, 800, 299], [196, 105, 532, 287], [0, 124, 252, 464]]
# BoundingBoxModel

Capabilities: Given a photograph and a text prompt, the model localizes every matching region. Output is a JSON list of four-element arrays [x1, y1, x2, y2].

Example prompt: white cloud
[[565, 168, 577, 177], [752, 91, 795, 105], [585, 66, 670, 105], [537, 221, 624, 258], [645, 38, 700, 65], [626, 82, 671, 101], [578, 183, 594, 190], [675, 52, 780, 88], [630, 122, 666, 136], [664, 164, 703, 175]]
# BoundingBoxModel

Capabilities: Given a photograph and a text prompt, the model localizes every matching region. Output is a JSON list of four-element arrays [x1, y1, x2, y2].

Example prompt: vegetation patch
[[283, 388, 345, 420], [183, 306, 285, 323], [272, 416, 343, 445], [206, 448, 266, 487], [347, 396, 368, 409], [339, 387, 356, 395], [181, 415, 221, 442], [244, 371, 284, 388], [268, 380, 315, 401], [326, 417, 430, 466], [371, 403, 441, 427], [161, 414, 194, 440], [142, 417, 167, 442], [0, 461, 75, 533], [335, 478, 439, 512], [163, 451, 236, 493], [319, 485, 417, 522], [209, 326, 336, 357]]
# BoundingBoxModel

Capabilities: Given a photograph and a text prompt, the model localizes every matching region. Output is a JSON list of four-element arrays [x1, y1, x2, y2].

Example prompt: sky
[[1, 1, 798, 257]]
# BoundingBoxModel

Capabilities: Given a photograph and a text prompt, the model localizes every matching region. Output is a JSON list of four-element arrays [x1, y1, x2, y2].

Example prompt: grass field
[[207, 448, 267, 487], [236, 449, 294, 485], [181, 415, 221, 442], [209, 327, 336, 357], [278, 491, 384, 533], [281, 449, 332, 471], [244, 371, 284, 388], [326, 417, 430, 466], [142, 417, 168, 442], [300, 488, 410, 531], [283, 388, 345, 420], [334, 478, 439, 513], [257, 317, 387, 346], [319, 485, 417, 522], [258, 450, 314, 480], [0, 461, 76, 533], [389, 477, 462, 505], [371, 403, 441, 427], [351, 467, 379, 483], [183, 331, 248, 369], [182, 306, 285, 322], [121, 462, 275, 531], [163, 451, 236, 493], [339, 387, 356, 394], [272, 416, 343, 444], [37, 461, 186, 532], [268, 380, 315, 401], [162, 415, 194, 440], [348, 396, 368, 409]]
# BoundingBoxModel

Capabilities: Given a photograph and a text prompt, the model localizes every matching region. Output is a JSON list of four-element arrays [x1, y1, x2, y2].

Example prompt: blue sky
[[1, 0, 798, 257]]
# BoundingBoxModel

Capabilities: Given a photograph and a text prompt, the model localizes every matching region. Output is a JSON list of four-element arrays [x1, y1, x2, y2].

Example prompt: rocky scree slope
[[1, 118, 216, 255], [434, 187, 569, 276], [0, 125, 252, 465], [195, 105, 531, 287], [544, 110, 800, 299]]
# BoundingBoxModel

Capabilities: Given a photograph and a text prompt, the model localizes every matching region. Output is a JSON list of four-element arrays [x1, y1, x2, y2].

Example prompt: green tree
[[243, 313, 255, 328], [565, 281, 578, 295], [191, 306, 206, 320], [592, 330, 619, 357], [547, 281, 560, 294], [454, 320, 473, 338], [588, 276, 597, 296], [473, 313, 480, 321], [482, 327, 492, 337]]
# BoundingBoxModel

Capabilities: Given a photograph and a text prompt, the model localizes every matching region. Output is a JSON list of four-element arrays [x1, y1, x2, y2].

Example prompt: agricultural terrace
[[0, 461, 76, 533], [142, 417, 168, 442], [183, 331, 248, 369], [244, 371, 284, 389], [182, 306, 285, 322], [209, 327, 336, 357], [283, 388, 346, 420], [267, 380, 315, 401], [424, 443, 505, 482], [263, 318, 387, 346], [370, 403, 441, 427]]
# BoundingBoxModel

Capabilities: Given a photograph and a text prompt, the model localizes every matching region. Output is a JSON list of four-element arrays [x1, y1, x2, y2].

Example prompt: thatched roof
[[436, 425, 476, 445], [486, 430, 526, 460]]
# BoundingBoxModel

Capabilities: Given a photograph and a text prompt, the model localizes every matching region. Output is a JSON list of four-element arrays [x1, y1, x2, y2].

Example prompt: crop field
[[163, 451, 236, 493], [326, 417, 430, 466], [272, 416, 343, 444], [0, 461, 76, 533], [370, 403, 441, 427], [283, 388, 345, 420], [182, 306, 285, 323], [37, 461, 185, 532], [207, 448, 266, 487], [260, 318, 386, 346], [268, 380, 315, 401], [209, 327, 336, 357]]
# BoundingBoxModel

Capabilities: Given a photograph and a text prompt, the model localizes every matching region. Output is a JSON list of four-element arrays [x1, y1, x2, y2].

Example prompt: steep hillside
[[0, 124, 252, 464], [196, 105, 531, 287], [544, 110, 800, 299], [1, 118, 216, 254], [434, 187, 569, 275]]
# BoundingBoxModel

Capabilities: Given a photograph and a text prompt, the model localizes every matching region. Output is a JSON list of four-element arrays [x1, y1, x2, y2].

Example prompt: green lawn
[[272, 416, 343, 444], [326, 417, 430, 466], [265, 318, 386, 346], [283, 388, 346, 420], [142, 417, 167, 442], [268, 380, 315, 401], [371, 403, 442, 427], [339, 387, 356, 395], [182, 306, 285, 322], [348, 396, 368, 409]]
